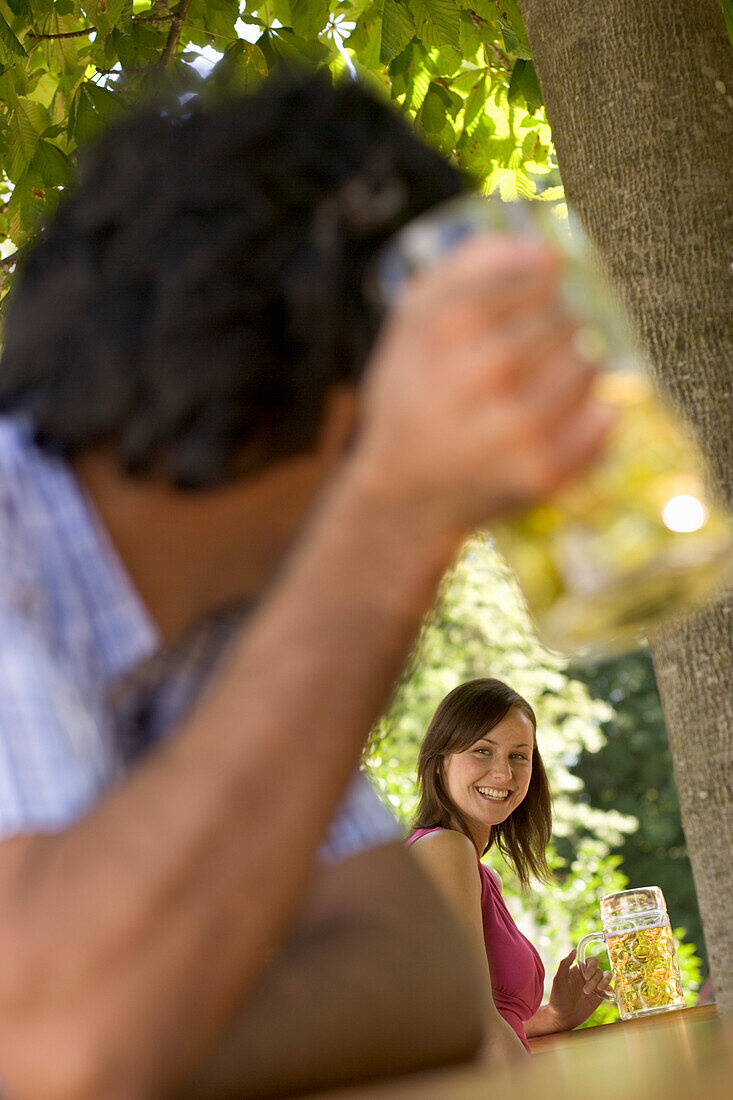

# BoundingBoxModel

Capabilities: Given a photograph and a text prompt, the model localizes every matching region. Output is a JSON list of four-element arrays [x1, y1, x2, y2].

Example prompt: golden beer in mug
[[372, 194, 733, 656], [578, 887, 685, 1020]]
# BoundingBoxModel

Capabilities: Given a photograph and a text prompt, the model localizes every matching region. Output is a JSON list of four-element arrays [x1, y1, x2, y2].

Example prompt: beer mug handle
[[577, 930, 605, 966], [577, 931, 615, 1002]]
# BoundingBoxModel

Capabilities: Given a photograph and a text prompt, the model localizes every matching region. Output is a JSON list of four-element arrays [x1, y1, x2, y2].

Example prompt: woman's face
[[441, 707, 534, 838]]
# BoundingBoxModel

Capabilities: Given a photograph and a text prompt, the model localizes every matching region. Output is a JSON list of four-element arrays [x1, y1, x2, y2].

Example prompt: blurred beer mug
[[577, 887, 685, 1020], [371, 193, 733, 655]]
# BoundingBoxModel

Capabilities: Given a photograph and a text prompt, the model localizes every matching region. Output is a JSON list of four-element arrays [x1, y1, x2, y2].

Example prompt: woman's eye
[[475, 748, 490, 756], [511, 754, 529, 762]]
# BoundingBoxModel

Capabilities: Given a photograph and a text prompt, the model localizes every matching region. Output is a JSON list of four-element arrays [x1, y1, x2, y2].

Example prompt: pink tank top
[[408, 827, 544, 1048]]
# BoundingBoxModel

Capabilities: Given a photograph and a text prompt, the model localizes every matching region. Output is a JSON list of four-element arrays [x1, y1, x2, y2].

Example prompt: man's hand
[[354, 232, 613, 534]]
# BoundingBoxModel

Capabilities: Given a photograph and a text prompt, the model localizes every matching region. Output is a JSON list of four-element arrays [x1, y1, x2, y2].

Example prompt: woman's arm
[[410, 830, 527, 1062]]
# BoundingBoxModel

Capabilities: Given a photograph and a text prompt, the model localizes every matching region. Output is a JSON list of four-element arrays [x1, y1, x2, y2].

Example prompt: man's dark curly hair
[[0, 71, 464, 488]]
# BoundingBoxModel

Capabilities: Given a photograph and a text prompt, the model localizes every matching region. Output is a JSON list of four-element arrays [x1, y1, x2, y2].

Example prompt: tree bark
[[519, 0, 733, 1011]]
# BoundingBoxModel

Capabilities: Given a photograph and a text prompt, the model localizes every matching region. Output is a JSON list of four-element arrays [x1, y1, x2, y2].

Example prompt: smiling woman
[[407, 678, 613, 1056], [412, 679, 551, 886]]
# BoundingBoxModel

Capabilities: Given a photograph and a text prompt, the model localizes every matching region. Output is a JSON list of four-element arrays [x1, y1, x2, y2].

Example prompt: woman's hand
[[545, 947, 613, 1032]]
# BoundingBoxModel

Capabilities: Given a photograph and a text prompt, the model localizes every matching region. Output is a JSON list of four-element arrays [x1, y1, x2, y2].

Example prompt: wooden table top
[[528, 1002, 719, 1051], [306, 1005, 732, 1100]]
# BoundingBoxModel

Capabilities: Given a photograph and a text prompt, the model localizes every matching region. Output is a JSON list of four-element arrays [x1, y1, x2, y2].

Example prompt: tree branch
[[158, 0, 194, 69], [486, 41, 511, 71], [27, 15, 173, 42], [93, 67, 144, 75], [0, 251, 18, 270], [465, 10, 512, 72], [131, 15, 177, 26], [27, 26, 97, 40]]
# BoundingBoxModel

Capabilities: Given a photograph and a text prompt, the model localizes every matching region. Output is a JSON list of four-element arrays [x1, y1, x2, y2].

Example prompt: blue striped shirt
[[0, 416, 398, 859]]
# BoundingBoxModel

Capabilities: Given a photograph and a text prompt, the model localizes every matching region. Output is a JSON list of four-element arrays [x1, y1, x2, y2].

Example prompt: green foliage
[[496, 0, 531, 60], [380, 1, 416, 65], [723, 0, 733, 48], [0, 0, 556, 300], [366, 537, 702, 1022], [0, 12, 27, 66], [508, 57, 542, 111], [0, 0, 727, 292]]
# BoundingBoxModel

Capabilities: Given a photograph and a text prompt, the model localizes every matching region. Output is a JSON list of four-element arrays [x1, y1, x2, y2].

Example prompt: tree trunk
[[519, 0, 733, 1010]]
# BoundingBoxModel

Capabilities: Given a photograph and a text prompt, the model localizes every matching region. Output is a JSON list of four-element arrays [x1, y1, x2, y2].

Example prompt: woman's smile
[[475, 785, 511, 802]]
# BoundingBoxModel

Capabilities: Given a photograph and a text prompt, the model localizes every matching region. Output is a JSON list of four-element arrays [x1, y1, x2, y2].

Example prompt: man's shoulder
[[319, 774, 401, 864], [0, 418, 59, 612], [0, 613, 118, 839]]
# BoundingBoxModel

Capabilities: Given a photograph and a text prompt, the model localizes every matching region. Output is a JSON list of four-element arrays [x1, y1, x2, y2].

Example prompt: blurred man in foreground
[[0, 72, 609, 1099]]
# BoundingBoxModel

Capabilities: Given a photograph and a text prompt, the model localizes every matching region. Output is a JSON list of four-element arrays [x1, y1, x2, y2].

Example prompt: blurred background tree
[[518, 0, 732, 1010]]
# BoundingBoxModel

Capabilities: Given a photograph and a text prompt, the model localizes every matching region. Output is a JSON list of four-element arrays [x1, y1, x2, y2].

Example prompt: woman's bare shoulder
[[409, 829, 483, 917], [410, 828, 477, 870]]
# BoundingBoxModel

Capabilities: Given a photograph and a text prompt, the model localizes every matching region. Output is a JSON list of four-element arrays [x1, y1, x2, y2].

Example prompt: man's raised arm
[[184, 842, 485, 1099], [0, 236, 609, 1100]]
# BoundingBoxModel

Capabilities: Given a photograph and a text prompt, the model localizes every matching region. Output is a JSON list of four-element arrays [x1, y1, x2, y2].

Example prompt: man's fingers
[[513, 342, 598, 423], [472, 392, 613, 512], [407, 230, 560, 299], [404, 266, 563, 359], [533, 397, 615, 499], [465, 311, 581, 394], [400, 232, 562, 329]]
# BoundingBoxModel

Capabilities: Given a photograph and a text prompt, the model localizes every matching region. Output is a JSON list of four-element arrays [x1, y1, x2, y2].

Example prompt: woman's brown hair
[[413, 678, 552, 889]]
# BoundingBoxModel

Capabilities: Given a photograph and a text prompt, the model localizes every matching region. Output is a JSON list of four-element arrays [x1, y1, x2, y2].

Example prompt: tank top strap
[[406, 826, 445, 847]]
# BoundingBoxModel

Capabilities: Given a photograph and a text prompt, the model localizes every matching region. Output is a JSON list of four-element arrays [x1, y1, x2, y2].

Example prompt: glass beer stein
[[371, 193, 733, 655], [578, 887, 685, 1020]]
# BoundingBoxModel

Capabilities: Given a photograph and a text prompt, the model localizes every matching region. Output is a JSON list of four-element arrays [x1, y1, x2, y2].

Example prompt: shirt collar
[[4, 416, 160, 687], [68, 470, 162, 686]]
